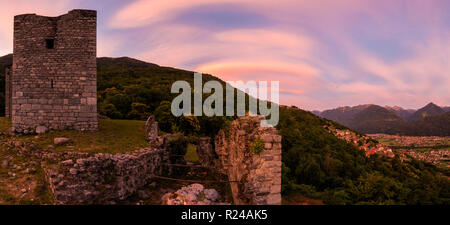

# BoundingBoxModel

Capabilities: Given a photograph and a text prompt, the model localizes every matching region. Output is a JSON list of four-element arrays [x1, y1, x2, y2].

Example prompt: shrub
[[250, 138, 264, 154]]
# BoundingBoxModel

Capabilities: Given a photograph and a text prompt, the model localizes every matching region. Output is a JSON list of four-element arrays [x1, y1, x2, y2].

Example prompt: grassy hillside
[[0, 117, 147, 154]]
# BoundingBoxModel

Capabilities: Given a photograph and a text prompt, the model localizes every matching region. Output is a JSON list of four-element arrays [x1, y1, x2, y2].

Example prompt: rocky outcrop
[[214, 116, 282, 205], [46, 147, 169, 204]]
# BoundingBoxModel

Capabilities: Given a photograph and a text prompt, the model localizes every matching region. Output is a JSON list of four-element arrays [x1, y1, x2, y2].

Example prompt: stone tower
[[9, 9, 98, 133], [5, 66, 12, 118]]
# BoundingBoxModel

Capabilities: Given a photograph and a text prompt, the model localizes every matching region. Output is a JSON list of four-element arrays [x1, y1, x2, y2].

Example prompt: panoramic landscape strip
[[0, 1, 448, 223]]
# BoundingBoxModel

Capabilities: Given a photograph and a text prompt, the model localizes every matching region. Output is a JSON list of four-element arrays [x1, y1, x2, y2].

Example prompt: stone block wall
[[214, 116, 282, 205], [11, 9, 98, 133], [197, 137, 217, 168], [46, 147, 169, 204], [5, 66, 11, 118]]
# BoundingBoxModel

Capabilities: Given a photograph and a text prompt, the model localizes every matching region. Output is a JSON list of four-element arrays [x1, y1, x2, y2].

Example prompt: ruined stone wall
[[197, 137, 217, 168], [46, 147, 169, 204], [11, 9, 97, 133], [214, 116, 282, 205], [5, 66, 12, 118]]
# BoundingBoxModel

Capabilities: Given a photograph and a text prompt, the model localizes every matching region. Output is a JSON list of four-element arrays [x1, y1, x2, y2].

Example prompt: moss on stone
[[249, 138, 264, 154]]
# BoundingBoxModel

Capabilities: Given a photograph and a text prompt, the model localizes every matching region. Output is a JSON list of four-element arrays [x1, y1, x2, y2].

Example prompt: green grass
[[185, 144, 199, 163], [0, 117, 11, 133], [0, 118, 148, 154], [376, 138, 400, 146]]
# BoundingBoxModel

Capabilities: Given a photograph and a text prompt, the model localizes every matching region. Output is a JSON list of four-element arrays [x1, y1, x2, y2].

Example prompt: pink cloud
[[0, 0, 73, 55], [196, 60, 319, 81], [109, 0, 369, 29], [196, 60, 324, 101]]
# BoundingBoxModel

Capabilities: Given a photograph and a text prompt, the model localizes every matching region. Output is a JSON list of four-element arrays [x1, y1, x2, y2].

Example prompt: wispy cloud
[[0, 0, 449, 110]]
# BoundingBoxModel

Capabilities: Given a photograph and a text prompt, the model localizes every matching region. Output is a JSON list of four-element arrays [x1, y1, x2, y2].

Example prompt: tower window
[[46, 39, 54, 49], [51, 79, 54, 89]]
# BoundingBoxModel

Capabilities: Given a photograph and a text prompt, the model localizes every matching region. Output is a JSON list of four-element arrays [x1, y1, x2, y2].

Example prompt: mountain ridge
[[315, 102, 450, 136], [409, 102, 445, 121]]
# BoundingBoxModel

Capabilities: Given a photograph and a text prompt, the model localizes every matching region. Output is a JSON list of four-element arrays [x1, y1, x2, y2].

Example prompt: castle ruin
[[6, 9, 98, 133]]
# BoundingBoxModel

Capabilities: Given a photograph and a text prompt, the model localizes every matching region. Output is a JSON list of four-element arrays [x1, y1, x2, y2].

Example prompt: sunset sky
[[0, 0, 449, 110]]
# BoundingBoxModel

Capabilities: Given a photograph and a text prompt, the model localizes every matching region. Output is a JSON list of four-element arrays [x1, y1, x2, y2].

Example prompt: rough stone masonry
[[46, 148, 168, 204], [214, 116, 282, 205], [43, 115, 282, 205], [7, 9, 98, 133]]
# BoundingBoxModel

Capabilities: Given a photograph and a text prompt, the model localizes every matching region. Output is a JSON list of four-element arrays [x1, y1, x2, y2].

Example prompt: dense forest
[[278, 106, 449, 204], [1, 54, 449, 204]]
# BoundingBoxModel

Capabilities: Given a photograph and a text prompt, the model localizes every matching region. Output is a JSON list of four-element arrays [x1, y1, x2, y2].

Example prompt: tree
[[178, 116, 200, 135], [103, 87, 131, 118], [154, 101, 176, 133], [127, 102, 150, 120], [98, 103, 122, 119]]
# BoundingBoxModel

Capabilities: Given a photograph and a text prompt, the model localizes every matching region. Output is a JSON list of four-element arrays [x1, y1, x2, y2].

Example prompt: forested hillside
[[278, 106, 449, 204]]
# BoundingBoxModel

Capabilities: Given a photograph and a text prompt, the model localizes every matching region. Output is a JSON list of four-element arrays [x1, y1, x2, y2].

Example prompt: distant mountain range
[[315, 102, 450, 136], [408, 103, 446, 121], [384, 105, 416, 120]]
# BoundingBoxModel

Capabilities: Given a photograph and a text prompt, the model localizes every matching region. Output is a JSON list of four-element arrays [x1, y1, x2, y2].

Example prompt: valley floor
[[369, 134, 450, 168]]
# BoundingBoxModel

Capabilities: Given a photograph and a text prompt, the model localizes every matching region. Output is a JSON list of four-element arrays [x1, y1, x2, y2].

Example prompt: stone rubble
[[54, 137, 71, 145], [162, 183, 226, 205]]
